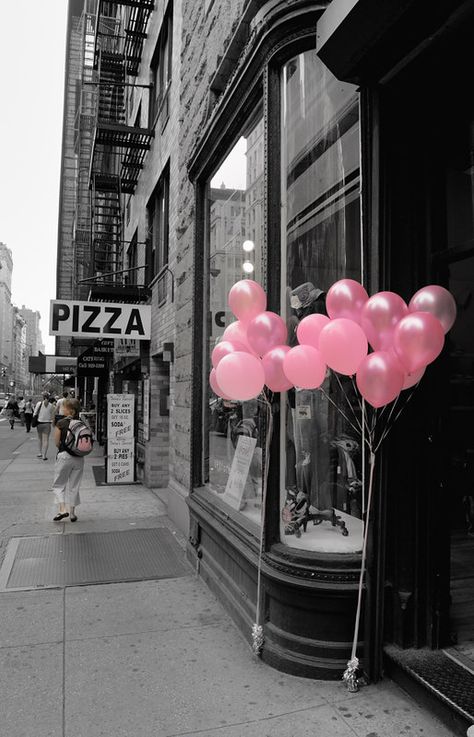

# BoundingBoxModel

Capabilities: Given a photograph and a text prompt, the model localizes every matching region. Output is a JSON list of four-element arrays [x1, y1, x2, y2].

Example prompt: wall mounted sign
[[50, 300, 151, 340]]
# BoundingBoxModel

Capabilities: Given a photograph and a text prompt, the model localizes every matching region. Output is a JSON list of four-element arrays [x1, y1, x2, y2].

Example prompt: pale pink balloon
[[360, 291, 408, 350], [262, 345, 293, 392], [393, 311, 445, 373], [216, 352, 265, 401], [228, 279, 267, 324], [296, 314, 330, 349], [318, 318, 368, 375], [211, 340, 248, 369], [326, 279, 369, 323], [409, 285, 457, 334], [247, 311, 288, 357], [283, 345, 327, 389], [209, 368, 231, 399], [402, 365, 425, 390], [222, 320, 253, 353], [356, 351, 404, 408]]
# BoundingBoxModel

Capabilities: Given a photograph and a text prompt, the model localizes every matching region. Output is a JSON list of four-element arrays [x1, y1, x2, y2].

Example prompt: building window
[[147, 164, 170, 285], [150, 4, 173, 129], [206, 108, 264, 527], [126, 230, 138, 285], [280, 51, 363, 553]]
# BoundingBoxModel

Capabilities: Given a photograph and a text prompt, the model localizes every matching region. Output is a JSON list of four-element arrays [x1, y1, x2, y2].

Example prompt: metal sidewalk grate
[[385, 645, 474, 722], [0, 528, 189, 591]]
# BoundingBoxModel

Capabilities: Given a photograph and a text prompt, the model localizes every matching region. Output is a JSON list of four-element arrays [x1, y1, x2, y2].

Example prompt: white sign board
[[107, 439, 135, 484], [50, 300, 151, 340], [143, 377, 150, 442], [107, 394, 135, 483], [221, 435, 257, 510]]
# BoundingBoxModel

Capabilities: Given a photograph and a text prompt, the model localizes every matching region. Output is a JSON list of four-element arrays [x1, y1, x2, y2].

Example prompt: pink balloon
[[209, 368, 231, 399], [296, 314, 330, 349], [356, 351, 404, 408], [360, 291, 409, 350], [409, 285, 457, 334], [402, 365, 425, 390], [393, 312, 445, 373], [228, 279, 267, 324], [247, 311, 288, 357], [318, 318, 368, 375], [262, 345, 293, 392], [216, 352, 265, 401], [326, 279, 369, 323], [387, 349, 426, 390], [283, 345, 327, 389], [211, 340, 248, 369], [222, 320, 253, 353]]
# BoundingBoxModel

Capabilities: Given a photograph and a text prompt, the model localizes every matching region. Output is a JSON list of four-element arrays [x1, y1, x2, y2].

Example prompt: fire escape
[[88, 0, 154, 296]]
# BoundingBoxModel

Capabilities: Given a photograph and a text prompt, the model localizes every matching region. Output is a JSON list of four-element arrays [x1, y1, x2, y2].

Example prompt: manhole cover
[[0, 528, 189, 591]]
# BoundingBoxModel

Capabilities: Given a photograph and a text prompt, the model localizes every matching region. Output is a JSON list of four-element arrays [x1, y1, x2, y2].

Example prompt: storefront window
[[280, 51, 364, 552], [206, 111, 264, 526]]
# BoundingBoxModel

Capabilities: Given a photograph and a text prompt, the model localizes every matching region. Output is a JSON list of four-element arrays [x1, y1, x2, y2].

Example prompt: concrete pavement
[[0, 417, 459, 737]]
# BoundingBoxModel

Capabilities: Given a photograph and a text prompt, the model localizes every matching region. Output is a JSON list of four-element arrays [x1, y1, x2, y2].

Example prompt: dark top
[[56, 417, 72, 453]]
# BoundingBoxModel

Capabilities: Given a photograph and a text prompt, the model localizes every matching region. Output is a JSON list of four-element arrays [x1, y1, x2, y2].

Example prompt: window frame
[[146, 162, 170, 287], [149, 3, 173, 131], [189, 18, 366, 557]]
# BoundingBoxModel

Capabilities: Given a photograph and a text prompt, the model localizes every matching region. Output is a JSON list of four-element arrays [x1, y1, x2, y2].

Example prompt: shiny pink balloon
[[296, 314, 330, 349], [356, 351, 404, 408], [326, 279, 369, 323], [211, 340, 249, 369], [409, 285, 457, 334], [222, 320, 253, 353], [209, 368, 231, 399], [318, 318, 368, 375], [360, 291, 409, 350], [216, 352, 265, 401], [228, 279, 267, 324], [393, 312, 445, 373], [262, 345, 293, 392], [387, 349, 426, 391], [247, 311, 288, 357], [283, 345, 327, 389], [402, 365, 425, 390]]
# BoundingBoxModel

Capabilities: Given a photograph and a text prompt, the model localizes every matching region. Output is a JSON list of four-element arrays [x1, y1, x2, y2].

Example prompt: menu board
[[107, 394, 135, 483]]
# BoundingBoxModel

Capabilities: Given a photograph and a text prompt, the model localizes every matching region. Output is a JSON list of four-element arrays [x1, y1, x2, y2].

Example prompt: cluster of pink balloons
[[209, 278, 457, 408]]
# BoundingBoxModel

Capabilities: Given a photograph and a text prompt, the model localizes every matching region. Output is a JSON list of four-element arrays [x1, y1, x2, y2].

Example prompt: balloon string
[[255, 393, 272, 637], [350, 450, 376, 663], [318, 386, 364, 442], [351, 376, 372, 438], [374, 384, 418, 453], [334, 372, 364, 434]]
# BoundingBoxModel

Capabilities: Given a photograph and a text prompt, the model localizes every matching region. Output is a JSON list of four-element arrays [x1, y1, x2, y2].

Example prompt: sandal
[[53, 512, 69, 521]]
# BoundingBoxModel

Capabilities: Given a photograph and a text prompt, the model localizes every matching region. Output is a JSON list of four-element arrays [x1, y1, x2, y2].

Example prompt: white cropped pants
[[52, 451, 84, 507]]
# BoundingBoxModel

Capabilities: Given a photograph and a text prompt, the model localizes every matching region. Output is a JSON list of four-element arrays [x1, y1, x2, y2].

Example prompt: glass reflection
[[206, 113, 264, 526], [280, 51, 364, 552]]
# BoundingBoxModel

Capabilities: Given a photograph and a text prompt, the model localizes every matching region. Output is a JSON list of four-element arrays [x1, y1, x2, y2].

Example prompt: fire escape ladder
[[91, 173, 123, 281], [97, 0, 154, 76]]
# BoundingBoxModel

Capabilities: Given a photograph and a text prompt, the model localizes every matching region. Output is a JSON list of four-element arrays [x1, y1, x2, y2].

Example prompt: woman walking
[[24, 398, 34, 432], [33, 393, 56, 460], [52, 398, 84, 522]]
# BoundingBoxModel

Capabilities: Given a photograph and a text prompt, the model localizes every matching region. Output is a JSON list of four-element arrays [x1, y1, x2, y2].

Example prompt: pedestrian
[[33, 393, 56, 460], [51, 398, 85, 522], [54, 391, 68, 425], [17, 396, 25, 426], [5, 396, 20, 430], [23, 397, 34, 432]]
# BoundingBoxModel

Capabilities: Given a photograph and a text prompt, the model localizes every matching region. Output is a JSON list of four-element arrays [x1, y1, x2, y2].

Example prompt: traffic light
[[1, 367, 5, 377]]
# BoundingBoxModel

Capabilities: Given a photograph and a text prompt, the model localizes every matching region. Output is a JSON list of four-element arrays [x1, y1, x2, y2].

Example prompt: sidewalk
[[0, 425, 459, 737]]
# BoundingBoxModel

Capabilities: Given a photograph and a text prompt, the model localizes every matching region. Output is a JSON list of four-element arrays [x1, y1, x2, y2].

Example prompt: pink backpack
[[64, 419, 94, 457]]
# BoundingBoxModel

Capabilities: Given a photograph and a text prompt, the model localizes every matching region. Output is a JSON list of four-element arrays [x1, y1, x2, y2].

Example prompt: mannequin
[[283, 281, 350, 537]]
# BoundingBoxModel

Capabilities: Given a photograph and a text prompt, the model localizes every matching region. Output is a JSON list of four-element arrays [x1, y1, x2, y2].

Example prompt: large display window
[[280, 51, 364, 553], [205, 111, 264, 527]]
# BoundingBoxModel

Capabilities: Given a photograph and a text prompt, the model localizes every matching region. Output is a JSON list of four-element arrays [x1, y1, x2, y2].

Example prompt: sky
[[0, 1, 68, 354]]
